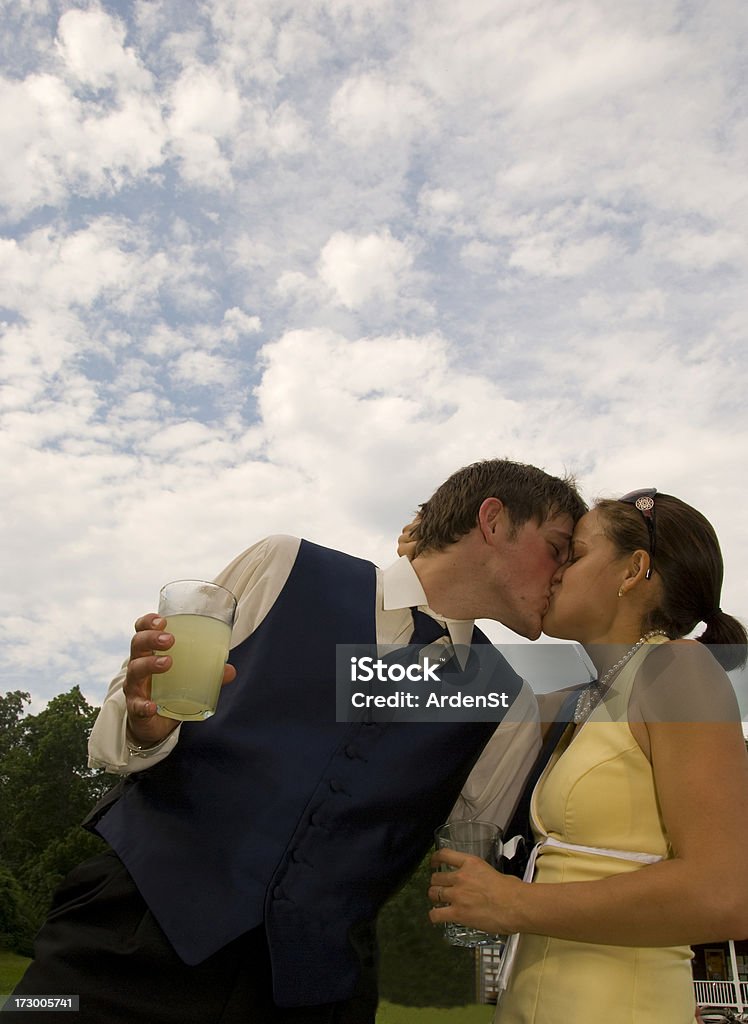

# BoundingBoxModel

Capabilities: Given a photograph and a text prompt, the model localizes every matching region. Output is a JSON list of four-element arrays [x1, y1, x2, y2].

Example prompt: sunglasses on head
[[619, 488, 657, 579]]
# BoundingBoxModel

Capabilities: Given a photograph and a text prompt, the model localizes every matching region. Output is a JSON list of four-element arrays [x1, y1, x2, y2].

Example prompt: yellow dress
[[495, 638, 695, 1023]]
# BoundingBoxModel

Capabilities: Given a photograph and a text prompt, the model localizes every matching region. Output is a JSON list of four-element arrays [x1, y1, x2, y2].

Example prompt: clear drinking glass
[[434, 819, 505, 948], [151, 580, 237, 722]]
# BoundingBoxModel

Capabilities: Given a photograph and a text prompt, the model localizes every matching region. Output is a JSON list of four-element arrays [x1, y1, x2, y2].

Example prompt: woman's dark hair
[[595, 494, 747, 671], [414, 458, 587, 555]]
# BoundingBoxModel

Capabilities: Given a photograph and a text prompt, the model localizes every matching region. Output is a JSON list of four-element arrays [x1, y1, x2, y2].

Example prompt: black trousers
[[3, 851, 378, 1023]]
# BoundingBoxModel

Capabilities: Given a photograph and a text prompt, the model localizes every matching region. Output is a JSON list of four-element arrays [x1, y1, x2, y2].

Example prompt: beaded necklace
[[573, 630, 668, 724]]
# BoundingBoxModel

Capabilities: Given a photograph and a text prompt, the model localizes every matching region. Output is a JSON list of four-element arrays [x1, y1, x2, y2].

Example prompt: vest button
[[273, 886, 284, 900], [329, 779, 343, 792], [344, 744, 358, 759]]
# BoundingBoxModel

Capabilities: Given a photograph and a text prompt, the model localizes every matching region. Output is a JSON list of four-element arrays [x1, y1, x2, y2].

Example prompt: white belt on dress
[[495, 836, 664, 996]]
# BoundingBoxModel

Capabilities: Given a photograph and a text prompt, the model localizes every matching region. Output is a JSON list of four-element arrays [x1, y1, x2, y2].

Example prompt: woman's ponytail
[[697, 610, 748, 671]]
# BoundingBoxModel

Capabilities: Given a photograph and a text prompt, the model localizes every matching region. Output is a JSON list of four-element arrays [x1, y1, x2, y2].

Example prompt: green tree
[[0, 863, 33, 952], [20, 827, 106, 935], [377, 854, 475, 1007], [0, 687, 110, 951], [0, 691, 29, 752], [0, 691, 30, 827]]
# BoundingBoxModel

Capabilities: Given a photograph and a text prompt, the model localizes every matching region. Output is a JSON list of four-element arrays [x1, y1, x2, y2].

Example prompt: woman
[[420, 490, 748, 1022]]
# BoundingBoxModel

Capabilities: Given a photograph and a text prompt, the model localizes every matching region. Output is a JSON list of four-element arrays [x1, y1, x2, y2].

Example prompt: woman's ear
[[618, 548, 652, 596]]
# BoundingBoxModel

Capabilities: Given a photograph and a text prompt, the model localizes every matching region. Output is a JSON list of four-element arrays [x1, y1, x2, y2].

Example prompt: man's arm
[[450, 680, 541, 830], [88, 535, 301, 774]]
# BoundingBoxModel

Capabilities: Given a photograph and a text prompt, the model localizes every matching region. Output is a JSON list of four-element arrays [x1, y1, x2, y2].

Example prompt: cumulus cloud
[[1, 0, 747, 714], [0, 218, 155, 314], [168, 63, 241, 187], [318, 230, 416, 308], [329, 72, 435, 148], [56, 8, 153, 91], [172, 349, 232, 386], [508, 232, 617, 278], [0, 9, 167, 221], [643, 224, 747, 272], [221, 307, 262, 340]]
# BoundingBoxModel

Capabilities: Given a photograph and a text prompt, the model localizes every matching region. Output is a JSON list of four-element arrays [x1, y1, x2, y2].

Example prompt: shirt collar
[[381, 556, 475, 649]]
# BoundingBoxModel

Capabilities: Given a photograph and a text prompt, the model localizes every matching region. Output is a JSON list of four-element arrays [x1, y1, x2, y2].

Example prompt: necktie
[[409, 607, 451, 645], [409, 607, 463, 680], [355, 610, 454, 725]]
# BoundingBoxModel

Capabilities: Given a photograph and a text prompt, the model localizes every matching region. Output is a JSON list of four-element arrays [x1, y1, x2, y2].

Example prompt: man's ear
[[477, 497, 504, 542]]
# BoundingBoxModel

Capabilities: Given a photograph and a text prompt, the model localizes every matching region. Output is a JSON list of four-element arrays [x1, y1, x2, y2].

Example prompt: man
[[7, 459, 584, 1023]]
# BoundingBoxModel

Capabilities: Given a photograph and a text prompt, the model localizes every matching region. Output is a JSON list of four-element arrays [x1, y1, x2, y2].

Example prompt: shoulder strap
[[502, 687, 582, 877]]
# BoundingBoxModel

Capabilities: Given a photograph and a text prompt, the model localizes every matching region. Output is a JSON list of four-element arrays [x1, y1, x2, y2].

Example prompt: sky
[[1, 0, 747, 717]]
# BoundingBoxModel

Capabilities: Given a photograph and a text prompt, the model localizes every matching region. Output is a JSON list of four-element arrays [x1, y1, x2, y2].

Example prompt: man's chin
[[487, 609, 542, 640], [512, 617, 542, 641]]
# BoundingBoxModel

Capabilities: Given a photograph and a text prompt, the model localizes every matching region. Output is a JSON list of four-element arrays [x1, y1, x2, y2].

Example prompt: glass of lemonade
[[434, 820, 505, 948], [151, 580, 237, 722]]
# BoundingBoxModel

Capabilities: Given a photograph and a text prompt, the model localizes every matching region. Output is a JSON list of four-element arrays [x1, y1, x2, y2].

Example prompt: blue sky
[[0, 0, 746, 715]]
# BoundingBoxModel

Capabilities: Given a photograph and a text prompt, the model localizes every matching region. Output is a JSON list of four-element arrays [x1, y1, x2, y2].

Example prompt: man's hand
[[124, 613, 237, 747]]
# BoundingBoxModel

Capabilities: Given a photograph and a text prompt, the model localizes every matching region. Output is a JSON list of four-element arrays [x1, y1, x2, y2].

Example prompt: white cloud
[[221, 307, 262, 340], [578, 288, 666, 323], [115, 389, 162, 421], [318, 230, 416, 308], [56, 8, 153, 92], [172, 349, 231, 386], [167, 67, 243, 187], [324, 0, 396, 20], [0, 72, 166, 220], [0, 219, 146, 314], [459, 240, 499, 273], [419, 187, 463, 216], [643, 225, 747, 272], [275, 269, 321, 304], [169, 66, 242, 137], [275, 21, 330, 73], [519, 30, 683, 113], [508, 232, 617, 278], [1, 0, 747, 716], [84, 94, 166, 182], [147, 420, 225, 455], [329, 72, 435, 147]]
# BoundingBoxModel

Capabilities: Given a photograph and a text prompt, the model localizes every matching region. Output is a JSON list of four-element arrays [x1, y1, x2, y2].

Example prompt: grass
[[377, 1001, 494, 1023], [1, 949, 492, 1021], [0, 948, 31, 999]]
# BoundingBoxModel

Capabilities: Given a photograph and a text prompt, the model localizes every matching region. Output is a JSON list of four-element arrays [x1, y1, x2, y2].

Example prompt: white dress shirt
[[88, 535, 540, 830]]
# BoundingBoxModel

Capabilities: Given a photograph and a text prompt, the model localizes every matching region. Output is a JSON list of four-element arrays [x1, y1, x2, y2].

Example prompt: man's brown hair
[[414, 458, 586, 555]]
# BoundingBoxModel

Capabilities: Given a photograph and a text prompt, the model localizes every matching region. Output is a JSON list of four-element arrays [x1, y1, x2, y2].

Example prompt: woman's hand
[[397, 516, 421, 559], [428, 848, 522, 935]]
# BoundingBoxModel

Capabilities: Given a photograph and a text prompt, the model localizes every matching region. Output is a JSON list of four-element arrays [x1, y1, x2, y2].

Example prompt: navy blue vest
[[95, 540, 524, 1006]]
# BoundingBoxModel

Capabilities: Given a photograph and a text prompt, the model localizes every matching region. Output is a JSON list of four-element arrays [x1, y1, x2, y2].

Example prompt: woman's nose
[[551, 561, 568, 584]]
